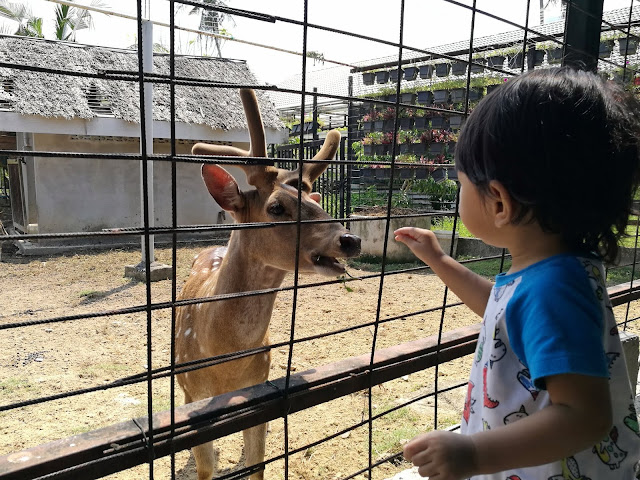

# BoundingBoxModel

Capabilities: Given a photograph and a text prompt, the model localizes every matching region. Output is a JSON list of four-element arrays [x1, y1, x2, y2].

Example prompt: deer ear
[[201, 164, 245, 212], [309, 192, 321, 204]]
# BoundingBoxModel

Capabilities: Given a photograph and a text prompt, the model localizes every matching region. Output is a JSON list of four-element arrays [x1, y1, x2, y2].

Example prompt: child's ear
[[487, 180, 514, 228]]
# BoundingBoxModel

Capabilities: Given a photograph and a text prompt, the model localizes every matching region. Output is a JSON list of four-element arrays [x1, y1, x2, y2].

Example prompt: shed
[[0, 35, 286, 253]]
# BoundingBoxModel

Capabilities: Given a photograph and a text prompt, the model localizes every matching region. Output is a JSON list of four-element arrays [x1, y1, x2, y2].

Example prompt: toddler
[[395, 68, 640, 480]]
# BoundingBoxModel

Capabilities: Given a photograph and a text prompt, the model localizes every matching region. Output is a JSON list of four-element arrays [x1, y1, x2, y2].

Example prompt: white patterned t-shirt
[[460, 254, 640, 480]]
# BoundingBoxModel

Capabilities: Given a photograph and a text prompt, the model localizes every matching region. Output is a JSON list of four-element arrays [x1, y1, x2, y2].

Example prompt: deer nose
[[340, 233, 361, 256]]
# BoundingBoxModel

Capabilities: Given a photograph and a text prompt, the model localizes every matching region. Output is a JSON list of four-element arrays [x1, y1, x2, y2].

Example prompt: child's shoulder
[[504, 254, 603, 302]]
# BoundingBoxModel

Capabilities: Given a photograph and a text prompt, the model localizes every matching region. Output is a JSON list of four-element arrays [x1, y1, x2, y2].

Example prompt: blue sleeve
[[506, 259, 608, 389]]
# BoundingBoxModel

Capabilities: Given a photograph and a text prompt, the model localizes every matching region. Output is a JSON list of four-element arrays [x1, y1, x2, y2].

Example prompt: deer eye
[[268, 203, 285, 216]]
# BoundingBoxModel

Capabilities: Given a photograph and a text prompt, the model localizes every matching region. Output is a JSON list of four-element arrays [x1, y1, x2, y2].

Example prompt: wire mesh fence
[[1, 1, 639, 479]]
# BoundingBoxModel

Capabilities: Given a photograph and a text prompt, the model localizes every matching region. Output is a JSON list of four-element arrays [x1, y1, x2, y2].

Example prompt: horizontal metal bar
[[0, 325, 480, 480]]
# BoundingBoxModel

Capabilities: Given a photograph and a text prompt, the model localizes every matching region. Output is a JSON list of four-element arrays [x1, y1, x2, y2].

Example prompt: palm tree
[[0, 1, 44, 37], [178, 0, 235, 58], [0, 0, 106, 41], [53, 0, 107, 41]]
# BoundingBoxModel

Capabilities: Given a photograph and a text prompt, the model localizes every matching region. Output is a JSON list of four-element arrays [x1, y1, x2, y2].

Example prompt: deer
[[175, 89, 361, 480]]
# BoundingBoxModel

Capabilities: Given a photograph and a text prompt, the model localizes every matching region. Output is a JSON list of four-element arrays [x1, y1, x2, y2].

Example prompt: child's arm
[[403, 373, 612, 479], [394, 227, 493, 317]]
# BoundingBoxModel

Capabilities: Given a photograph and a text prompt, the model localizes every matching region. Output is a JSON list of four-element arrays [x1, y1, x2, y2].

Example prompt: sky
[[7, 0, 638, 84]]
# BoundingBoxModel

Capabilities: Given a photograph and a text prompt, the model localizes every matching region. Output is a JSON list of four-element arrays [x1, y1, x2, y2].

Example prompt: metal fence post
[[563, 0, 605, 72]]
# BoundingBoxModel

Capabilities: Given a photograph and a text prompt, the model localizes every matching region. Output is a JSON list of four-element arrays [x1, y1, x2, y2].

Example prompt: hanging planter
[[599, 40, 614, 58], [412, 142, 427, 154], [390, 68, 402, 83], [619, 38, 638, 55], [388, 94, 398, 103], [429, 143, 445, 155], [431, 116, 449, 129], [527, 50, 545, 68], [384, 119, 395, 131], [468, 88, 482, 101], [399, 143, 411, 154], [508, 52, 524, 69], [470, 59, 485, 73], [363, 144, 374, 155], [373, 144, 386, 155], [435, 63, 451, 77], [446, 166, 458, 180], [404, 66, 419, 81], [433, 89, 449, 104], [374, 120, 385, 131], [401, 92, 416, 104], [430, 168, 446, 182], [419, 65, 433, 79], [546, 48, 562, 64], [448, 141, 457, 156], [399, 117, 414, 129], [451, 61, 467, 76], [292, 123, 301, 134], [362, 72, 375, 85], [449, 115, 464, 130], [450, 88, 466, 103], [362, 121, 373, 132], [376, 70, 390, 83], [417, 91, 433, 105], [414, 116, 429, 130], [487, 55, 505, 68]]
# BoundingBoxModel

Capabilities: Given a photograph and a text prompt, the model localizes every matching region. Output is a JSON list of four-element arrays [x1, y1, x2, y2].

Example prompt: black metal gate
[[272, 136, 351, 221]]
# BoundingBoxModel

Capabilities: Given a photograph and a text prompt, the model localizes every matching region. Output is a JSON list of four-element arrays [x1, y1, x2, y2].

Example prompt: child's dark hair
[[456, 67, 640, 263]]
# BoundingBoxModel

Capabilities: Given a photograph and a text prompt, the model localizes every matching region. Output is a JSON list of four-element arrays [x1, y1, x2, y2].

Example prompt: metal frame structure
[[1, 1, 639, 479]]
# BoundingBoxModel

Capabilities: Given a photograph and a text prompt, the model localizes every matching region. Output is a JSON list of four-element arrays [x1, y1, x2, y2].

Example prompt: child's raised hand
[[394, 227, 446, 266], [403, 430, 477, 480]]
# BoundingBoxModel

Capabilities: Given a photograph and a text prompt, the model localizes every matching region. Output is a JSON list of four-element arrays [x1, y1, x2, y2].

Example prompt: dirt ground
[[1, 243, 639, 480]]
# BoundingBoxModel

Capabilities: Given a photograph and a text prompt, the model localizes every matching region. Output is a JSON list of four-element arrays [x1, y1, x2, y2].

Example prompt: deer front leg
[[184, 391, 217, 480], [243, 422, 268, 480]]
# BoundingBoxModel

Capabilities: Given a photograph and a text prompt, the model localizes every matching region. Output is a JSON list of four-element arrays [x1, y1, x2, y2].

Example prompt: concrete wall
[[29, 133, 252, 246]]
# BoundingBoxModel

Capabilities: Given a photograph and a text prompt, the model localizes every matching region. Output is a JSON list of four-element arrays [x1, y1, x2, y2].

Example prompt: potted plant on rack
[[487, 54, 505, 68], [430, 115, 449, 129], [399, 108, 415, 129], [362, 111, 376, 132], [417, 90, 433, 105], [450, 88, 466, 103], [404, 66, 419, 80], [451, 61, 467, 76], [397, 129, 413, 154], [382, 107, 396, 131], [619, 36, 639, 55], [435, 62, 451, 77], [412, 130, 429, 154], [380, 131, 394, 156], [390, 68, 402, 83], [528, 47, 545, 68], [362, 135, 374, 155], [413, 109, 428, 130], [373, 110, 385, 131], [419, 64, 433, 79], [401, 92, 416, 104], [376, 70, 390, 83], [362, 71, 375, 85], [433, 89, 449, 104], [599, 33, 615, 58], [470, 57, 485, 73]]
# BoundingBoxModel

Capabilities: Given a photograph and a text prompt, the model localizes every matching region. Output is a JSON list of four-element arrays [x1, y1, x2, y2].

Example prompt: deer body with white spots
[[175, 89, 361, 480]]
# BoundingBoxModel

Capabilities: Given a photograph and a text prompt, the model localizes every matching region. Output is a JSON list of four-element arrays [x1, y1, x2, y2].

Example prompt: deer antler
[[192, 89, 275, 187], [193, 88, 341, 187], [302, 129, 341, 183]]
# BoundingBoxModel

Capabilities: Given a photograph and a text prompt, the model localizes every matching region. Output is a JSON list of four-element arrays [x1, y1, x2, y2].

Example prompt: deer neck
[[216, 230, 287, 293]]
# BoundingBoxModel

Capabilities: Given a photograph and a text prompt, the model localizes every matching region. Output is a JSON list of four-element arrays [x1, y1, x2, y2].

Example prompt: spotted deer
[[175, 89, 361, 480]]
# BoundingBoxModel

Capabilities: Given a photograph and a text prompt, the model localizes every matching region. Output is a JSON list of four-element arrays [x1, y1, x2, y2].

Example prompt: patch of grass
[[78, 362, 130, 380], [431, 215, 474, 238], [78, 290, 106, 300], [0, 378, 36, 395], [372, 406, 422, 457], [347, 254, 425, 273], [459, 256, 511, 279], [605, 264, 640, 287]]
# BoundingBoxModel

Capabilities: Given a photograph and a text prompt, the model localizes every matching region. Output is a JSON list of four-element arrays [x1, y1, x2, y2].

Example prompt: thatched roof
[[0, 35, 284, 132]]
